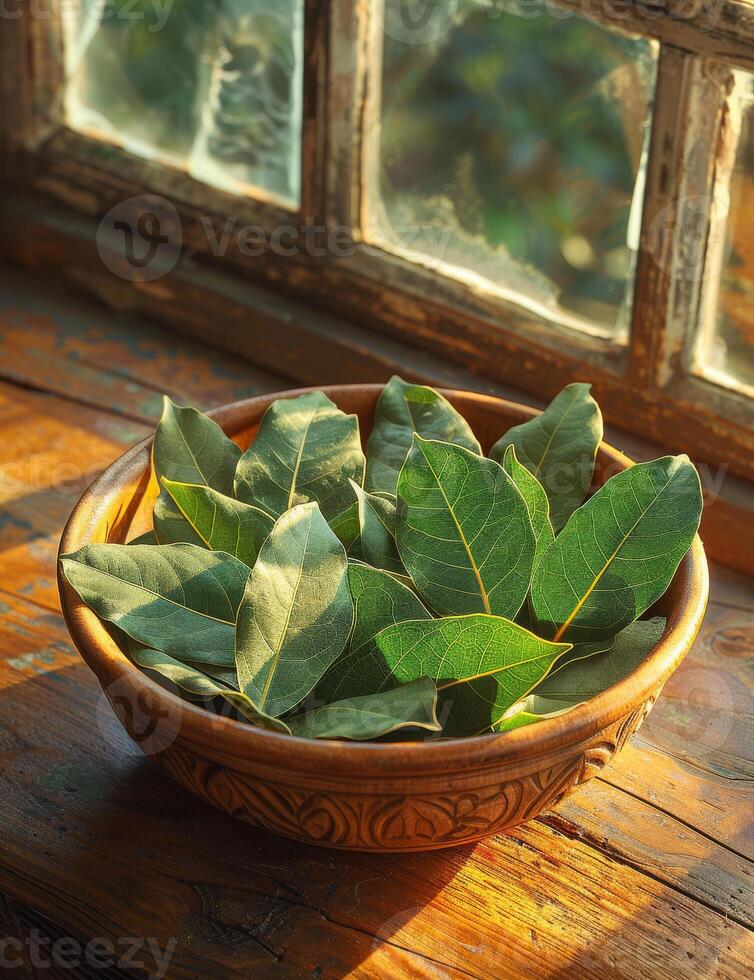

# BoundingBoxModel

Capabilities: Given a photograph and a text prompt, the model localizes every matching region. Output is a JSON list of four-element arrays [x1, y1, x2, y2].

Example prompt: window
[[2, 0, 754, 486], [368, 7, 657, 339], [63, 1, 305, 204], [693, 65, 754, 398]]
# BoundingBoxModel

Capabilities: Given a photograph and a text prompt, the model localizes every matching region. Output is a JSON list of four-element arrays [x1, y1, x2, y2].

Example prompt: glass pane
[[63, 0, 304, 205], [696, 68, 754, 395], [370, 1, 657, 337]]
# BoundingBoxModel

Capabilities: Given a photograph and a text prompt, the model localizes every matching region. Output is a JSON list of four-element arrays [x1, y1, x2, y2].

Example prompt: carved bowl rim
[[59, 383, 709, 777]]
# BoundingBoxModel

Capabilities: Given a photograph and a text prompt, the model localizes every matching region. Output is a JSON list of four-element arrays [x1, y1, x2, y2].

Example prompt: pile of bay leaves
[[60, 379, 703, 741]]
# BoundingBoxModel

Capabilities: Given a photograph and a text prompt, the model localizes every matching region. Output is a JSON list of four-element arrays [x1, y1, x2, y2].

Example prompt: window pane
[[695, 68, 754, 396], [369, 2, 657, 337], [63, 0, 304, 205]]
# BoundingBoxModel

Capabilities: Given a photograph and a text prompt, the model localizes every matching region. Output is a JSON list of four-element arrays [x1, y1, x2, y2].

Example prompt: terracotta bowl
[[58, 385, 709, 852]]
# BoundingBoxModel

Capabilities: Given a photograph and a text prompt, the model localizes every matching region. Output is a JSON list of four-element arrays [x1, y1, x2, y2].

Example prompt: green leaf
[[131, 647, 291, 732], [131, 645, 234, 696], [375, 615, 571, 736], [186, 662, 239, 688], [153, 490, 205, 547], [161, 478, 273, 567], [547, 638, 616, 675], [351, 481, 404, 575], [534, 617, 666, 703], [234, 391, 365, 523], [365, 376, 481, 495], [494, 619, 665, 732], [314, 563, 431, 702], [329, 500, 361, 553], [288, 678, 440, 740], [494, 696, 576, 732], [490, 383, 602, 529], [128, 530, 158, 545], [152, 396, 242, 544], [60, 544, 249, 666], [531, 456, 702, 644], [235, 502, 353, 717], [502, 445, 554, 567], [153, 396, 242, 491], [396, 436, 535, 618]]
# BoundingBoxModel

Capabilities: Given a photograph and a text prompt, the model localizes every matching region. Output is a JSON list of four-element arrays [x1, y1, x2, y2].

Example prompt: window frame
[[1, 0, 754, 484]]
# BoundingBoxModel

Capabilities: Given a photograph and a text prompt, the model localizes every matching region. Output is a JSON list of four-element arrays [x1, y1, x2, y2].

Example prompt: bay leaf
[[128, 530, 158, 546], [131, 647, 291, 732], [494, 696, 576, 732], [534, 617, 666, 703], [314, 563, 431, 703], [152, 396, 241, 491], [185, 662, 239, 688], [396, 436, 535, 618], [494, 618, 665, 732], [531, 456, 702, 643], [329, 499, 361, 553], [288, 678, 440, 740], [131, 645, 235, 697], [153, 491, 205, 547], [375, 615, 570, 736], [235, 502, 353, 717], [152, 396, 242, 544], [234, 391, 365, 523], [365, 376, 481, 495], [490, 382, 602, 529], [60, 543, 249, 666], [351, 481, 404, 575], [161, 478, 274, 567], [502, 444, 554, 567], [546, 638, 616, 675]]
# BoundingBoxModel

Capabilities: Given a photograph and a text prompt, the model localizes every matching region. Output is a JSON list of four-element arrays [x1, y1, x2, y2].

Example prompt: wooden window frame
[[1, 0, 754, 490]]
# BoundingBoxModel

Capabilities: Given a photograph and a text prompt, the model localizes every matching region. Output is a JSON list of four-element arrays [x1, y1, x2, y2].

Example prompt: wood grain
[[0, 269, 751, 975], [0, 275, 289, 608], [1, 592, 753, 978]]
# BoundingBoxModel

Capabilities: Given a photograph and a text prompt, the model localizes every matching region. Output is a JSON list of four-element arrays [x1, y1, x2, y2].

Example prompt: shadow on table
[[57, 725, 473, 977]]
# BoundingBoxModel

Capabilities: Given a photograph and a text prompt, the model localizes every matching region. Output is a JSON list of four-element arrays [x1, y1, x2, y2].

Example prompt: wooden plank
[[0, 381, 150, 610], [562, 592, 754, 852], [0, 593, 752, 979], [0, 378, 284, 612], [0, 267, 290, 421]]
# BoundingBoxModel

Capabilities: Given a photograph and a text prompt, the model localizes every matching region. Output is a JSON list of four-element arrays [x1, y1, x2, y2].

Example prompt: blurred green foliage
[[380, 2, 656, 323]]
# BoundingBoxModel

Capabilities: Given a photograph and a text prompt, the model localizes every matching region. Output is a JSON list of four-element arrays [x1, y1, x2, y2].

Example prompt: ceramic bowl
[[58, 385, 709, 852]]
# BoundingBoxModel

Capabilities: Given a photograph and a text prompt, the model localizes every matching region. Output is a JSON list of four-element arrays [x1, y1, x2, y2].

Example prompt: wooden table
[[0, 268, 752, 978]]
